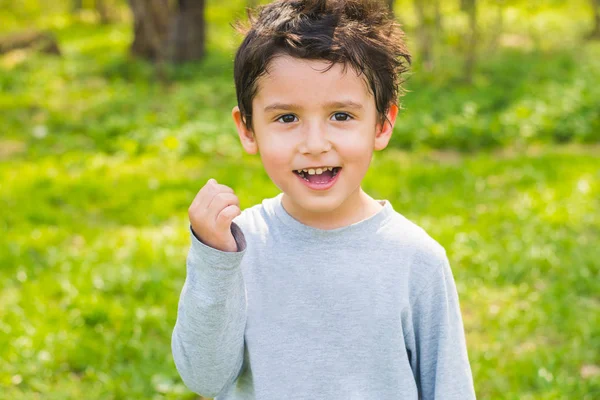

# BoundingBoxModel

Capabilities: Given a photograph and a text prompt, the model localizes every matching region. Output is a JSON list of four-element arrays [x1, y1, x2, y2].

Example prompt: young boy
[[172, 0, 476, 399]]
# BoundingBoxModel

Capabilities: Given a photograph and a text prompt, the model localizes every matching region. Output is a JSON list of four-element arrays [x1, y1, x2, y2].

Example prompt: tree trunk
[[72, 0, 83, 12], [433, 0, 441, 33], [128, 0, 206, 64], [166, 0, 206, 63], [128, 0, 170, 61], [414, 0, 435, 72], [589, 0, 600, 39], [96, 0, 111, 24], [489, 1, 504, 51], [463, 0, 477, 84]]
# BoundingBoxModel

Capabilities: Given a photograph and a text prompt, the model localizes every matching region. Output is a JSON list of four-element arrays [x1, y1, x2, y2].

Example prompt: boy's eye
[[332, 112, 351, 121], [277, 114, 298, 123]]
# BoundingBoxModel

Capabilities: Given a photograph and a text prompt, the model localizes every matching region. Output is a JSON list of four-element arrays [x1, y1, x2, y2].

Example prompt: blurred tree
[[72, 0, 118, 23], [589, 0, 600, 39], [72, 0, 83, 12], [167, 0, 206, 62], [96, 0, 111, 24], [461, 0, 478, 83], [128, 0, 205, 63], [489, 0, 504, 52], [414, 0, 441, 72], [129, 0, 169, 61]]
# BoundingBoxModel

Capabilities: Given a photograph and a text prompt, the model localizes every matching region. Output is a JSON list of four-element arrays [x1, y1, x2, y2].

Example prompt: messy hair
[[233, 0, 412, 130]]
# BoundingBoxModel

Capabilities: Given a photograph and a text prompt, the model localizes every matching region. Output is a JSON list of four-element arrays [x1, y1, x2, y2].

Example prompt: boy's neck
[[280, 187, 383, 230]]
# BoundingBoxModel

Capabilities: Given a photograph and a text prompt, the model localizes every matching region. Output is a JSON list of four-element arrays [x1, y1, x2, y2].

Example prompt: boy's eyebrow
[[263, 101, 363, 113], [263, 103, 302, 112], [324, 101, 364, 110]]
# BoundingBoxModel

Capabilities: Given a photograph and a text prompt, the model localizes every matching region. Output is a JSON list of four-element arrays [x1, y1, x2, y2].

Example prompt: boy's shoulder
[[381, 211, 457, 305], [382, 208, 449, 271]]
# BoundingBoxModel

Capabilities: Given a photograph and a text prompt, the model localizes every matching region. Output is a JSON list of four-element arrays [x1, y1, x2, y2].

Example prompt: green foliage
[[2, 10, 599, 158], [393, 46, 600, 151], [1, 1, 599, 399]]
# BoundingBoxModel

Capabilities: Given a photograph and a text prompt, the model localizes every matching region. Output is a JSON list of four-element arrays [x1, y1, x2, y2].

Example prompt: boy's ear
[[232, 106, 258, 154], [374, 103, 399, 151]]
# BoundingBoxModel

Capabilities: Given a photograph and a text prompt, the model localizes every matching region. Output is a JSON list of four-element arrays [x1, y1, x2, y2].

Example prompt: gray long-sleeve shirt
[[172, 193, 476, 399]]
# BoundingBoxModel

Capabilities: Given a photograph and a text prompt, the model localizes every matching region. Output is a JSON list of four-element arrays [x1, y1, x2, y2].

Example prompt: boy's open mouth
[[293, 167, 341, 184]]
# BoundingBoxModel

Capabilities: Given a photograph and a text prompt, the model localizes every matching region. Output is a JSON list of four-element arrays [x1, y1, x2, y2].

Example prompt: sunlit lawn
[[1, 144, 598, 399], [1, 3, 599, 398]]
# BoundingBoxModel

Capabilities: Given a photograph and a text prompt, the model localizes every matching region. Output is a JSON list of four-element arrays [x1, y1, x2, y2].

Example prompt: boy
[[172, 0, 476, 399]]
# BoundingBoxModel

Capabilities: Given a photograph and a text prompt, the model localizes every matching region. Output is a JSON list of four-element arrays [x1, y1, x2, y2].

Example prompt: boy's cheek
[[258, 147, 291, 170], [335, 137, 374, 159]]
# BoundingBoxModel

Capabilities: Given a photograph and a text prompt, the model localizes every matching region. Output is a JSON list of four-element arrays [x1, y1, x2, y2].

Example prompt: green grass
[[1, 145, 599, 399], [1, 2, 600, 398]]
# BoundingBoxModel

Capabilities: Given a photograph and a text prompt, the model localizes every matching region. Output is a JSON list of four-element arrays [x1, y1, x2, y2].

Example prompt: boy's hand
[[188, 179, 241, 252]]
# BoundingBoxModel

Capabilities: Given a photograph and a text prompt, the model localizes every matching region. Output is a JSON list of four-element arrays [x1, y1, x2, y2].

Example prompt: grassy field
[[1, 1, 599, 398], [1, 143, 599, 399]]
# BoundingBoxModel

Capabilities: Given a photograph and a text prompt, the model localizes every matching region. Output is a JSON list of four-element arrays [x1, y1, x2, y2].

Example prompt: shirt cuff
[[188, 222, 247, 270]]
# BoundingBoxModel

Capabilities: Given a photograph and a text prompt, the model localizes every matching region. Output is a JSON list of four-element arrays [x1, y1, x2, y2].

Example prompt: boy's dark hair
[[233, 0, 411, 130]]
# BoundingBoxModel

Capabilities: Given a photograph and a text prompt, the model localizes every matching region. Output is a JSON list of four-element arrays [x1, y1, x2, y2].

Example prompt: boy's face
[[233, 55, 397, 217]]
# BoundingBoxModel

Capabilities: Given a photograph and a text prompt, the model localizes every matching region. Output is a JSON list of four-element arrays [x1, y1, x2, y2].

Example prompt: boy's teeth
[[296, 167, 338, 175]]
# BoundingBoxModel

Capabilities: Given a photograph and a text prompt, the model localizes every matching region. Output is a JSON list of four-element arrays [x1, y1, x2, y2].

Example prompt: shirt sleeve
[[403, 255, 476, 399], [171, 222, 248, 397]]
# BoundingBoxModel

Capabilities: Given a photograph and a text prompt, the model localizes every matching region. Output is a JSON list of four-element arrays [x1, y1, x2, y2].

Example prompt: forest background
[[0, 0, 599, 398]]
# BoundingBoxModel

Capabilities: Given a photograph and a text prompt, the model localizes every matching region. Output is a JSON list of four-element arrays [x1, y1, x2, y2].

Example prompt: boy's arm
[[171, 220, 248, 397], [404, 254, 476, 399], [171, 178, 247, 396]]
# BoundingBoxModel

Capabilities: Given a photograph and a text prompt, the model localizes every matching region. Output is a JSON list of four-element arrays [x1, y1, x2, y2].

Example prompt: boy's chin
[[284, 192, 346, 214]]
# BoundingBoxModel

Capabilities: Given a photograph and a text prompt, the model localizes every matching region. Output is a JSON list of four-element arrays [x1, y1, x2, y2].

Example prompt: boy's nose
[[300, 123, 332, 154]]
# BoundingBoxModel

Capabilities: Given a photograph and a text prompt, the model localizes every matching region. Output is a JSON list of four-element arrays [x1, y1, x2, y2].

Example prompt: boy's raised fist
[[188, 178, 241, 252]]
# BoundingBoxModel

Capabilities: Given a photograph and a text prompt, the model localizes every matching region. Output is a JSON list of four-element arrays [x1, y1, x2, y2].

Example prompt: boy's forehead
[[254, 55, 373, 107], [263, 55, 362, 80]]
